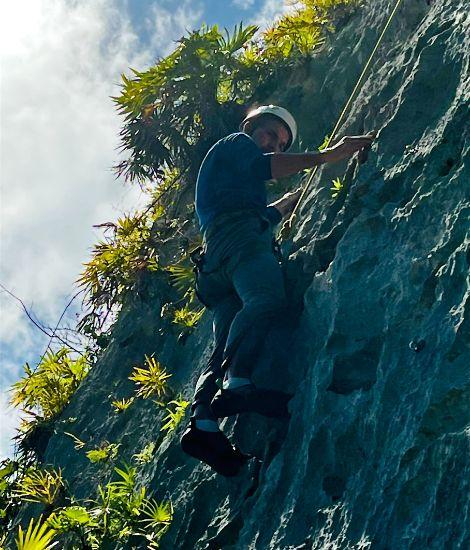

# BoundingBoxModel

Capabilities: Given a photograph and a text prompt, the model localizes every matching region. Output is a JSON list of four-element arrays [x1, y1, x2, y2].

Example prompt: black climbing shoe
[[180, 418, 250, 477], [210, 384, 293, 419]]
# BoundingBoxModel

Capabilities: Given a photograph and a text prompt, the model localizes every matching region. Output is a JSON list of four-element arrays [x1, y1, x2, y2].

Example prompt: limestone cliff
[[43, 0, 469, 548]]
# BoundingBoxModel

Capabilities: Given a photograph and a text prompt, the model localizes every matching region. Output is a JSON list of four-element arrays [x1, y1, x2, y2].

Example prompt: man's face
[[249, 117, 290, 153]]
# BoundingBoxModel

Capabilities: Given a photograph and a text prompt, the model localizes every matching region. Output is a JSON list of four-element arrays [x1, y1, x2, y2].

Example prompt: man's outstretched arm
[[268, 133, 376, 217], [270, 133, 376, 180]]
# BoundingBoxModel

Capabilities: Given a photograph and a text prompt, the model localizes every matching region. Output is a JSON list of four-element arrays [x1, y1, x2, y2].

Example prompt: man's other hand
[[270, 187, 303, 217]]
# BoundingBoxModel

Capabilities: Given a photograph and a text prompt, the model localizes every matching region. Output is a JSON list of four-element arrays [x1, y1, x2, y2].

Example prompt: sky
[[0, 0, 293, 459]]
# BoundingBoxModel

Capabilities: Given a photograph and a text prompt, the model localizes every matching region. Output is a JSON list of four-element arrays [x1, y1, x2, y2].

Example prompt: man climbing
[[181, 104, 375, 476]]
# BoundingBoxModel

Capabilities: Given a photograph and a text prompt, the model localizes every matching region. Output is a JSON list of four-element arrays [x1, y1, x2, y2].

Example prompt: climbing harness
[[280, 0, 406, 240], [189, 245, 205, 272]]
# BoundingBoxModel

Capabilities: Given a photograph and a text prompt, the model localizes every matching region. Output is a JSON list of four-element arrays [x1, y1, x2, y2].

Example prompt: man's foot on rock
[[180, 418, 251, 477], [210, 383, 293, 419]]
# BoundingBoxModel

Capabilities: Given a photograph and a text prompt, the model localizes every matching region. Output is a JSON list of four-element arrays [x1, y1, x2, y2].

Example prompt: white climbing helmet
[[240, 104, 297, 150]]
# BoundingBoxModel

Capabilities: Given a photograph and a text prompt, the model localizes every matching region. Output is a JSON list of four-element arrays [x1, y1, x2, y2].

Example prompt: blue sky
[[126, 0, 262, 42], [0, 0, 292, 458]]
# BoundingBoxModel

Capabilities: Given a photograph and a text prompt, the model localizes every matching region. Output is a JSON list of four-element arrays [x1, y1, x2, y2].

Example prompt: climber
[[181, 104, 375, 476]]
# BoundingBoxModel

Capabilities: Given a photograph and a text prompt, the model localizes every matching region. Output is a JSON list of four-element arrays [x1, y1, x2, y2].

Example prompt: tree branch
[[39, 289, 85, 363], [0, 283, 84, 356]]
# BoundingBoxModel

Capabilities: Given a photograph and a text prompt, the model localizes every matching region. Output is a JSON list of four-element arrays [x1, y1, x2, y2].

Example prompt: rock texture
[[43, 0, 469, 548]]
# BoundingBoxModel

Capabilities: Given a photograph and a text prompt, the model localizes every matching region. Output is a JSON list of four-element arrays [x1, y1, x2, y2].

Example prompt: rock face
[[43, 0, 469, 548]]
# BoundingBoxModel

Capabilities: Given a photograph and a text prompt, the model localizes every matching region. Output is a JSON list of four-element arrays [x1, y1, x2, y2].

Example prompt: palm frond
[[11, 467, 63, 506], [16, 517, 57, 550], [219, 23, 259, 54]]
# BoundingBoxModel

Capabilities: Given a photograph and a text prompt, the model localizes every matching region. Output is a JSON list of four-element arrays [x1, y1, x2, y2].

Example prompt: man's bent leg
[[181, 293, 250, 476], [224, 251, 288, 380], [190, 294, 242, 419], [210, 252, 292, 419]]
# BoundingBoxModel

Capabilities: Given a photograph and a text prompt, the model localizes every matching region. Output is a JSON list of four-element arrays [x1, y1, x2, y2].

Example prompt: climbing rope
[[280, 0, 406, 239]]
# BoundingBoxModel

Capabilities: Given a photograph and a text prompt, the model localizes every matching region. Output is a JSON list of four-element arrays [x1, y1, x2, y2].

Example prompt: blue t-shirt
[[195, 132, 282, 233]]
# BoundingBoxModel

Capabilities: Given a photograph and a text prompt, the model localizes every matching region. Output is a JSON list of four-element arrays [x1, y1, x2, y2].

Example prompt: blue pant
[[191, 211, 288, 414]]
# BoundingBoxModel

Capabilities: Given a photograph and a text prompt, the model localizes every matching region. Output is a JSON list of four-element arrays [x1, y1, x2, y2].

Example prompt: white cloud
[[0, 0, 204, 459], [1, 0, 150, 328], [254, 0, 295, 30], [146, 1, 203, 56], [232, 0, 256, 10], [145, 0, 203, 56]]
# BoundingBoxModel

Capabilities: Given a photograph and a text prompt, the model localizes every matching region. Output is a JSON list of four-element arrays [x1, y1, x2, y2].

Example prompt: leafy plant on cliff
[[165, 257, 208, 335], [330, 177, 344, 198], [132, 442, 156, 464], [77, 210, 162, 338], [11, 349, 90, 425], [64, 432, 86, 450], [114, 23, 260, 184], [167, 263, 196, 301], [318, 133, 331, 151], [86, 442, 120, 464], [139, 499, 173, 546], [0, 459, 20, 536], [161, 398, 190, 433], [263, 1, 360, 57], [46, 465, 172, 549], [166, 261, 206, 332], [45, 505, 94, 549], [129, 355, 172, 399], [111, 397, 135, 413], [11, 467, 64, 507], [16, 516, 57, 550], [172, 306, 205, 330]]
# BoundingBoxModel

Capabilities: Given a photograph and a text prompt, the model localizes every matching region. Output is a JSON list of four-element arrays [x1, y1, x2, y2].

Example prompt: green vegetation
[[114, 22, 261, 184], [64, 432, 86, 450], [330, 177, 344, 198], [1, 460, 172, 549], [161, 398, 190, 434], [172, 306, 205, 330], [45, 465, 172, 549], [9, 349, 90, 461], [111, 397, 135, 413], [77, 211, 162, 340], [86, 442, 121, 464], [167, 262, 197, 302], [139, 500, 173, 543], [318, 134, 331, 151], [133, 442, 156, 464], [0, 459, 20, 537], [10, 349, 90, 424], [129, 355, 172, 399], [15, 516, 57, 550], [263, 0, 359, 57], [11, 467, 63, 507]]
